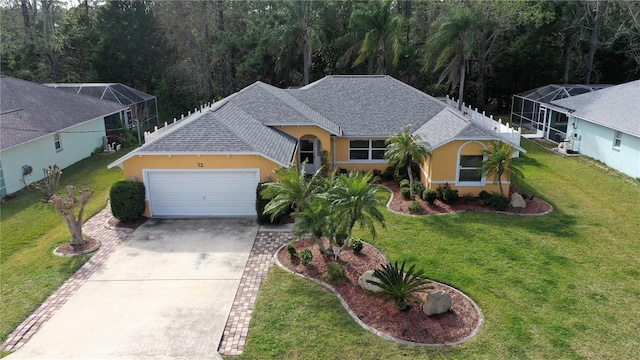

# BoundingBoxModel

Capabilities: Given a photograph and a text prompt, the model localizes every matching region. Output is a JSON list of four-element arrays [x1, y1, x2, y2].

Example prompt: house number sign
[[197, 163, 203, 168]]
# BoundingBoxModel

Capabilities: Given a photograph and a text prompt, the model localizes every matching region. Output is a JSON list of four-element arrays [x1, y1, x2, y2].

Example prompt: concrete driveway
[[8, 218, 258, 360]]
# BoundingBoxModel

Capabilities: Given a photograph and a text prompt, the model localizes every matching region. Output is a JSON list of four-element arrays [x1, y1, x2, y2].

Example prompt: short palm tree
[[384, 126, 431, 199], [292, 196, 331, 256], [261, 161, 321, 221], [481, 141, 523, 196], [367, 261, 432, 311], [330, 171, 385, 254]]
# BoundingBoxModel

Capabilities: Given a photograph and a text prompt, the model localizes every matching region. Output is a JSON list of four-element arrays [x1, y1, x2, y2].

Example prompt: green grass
[[0, 150, 130, 343], [233, 139, 640, 359]]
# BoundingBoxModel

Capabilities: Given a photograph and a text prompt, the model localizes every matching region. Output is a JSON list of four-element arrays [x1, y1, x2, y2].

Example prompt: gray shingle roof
[[551, 80, 640, 137], [413, 108, 499, 148], [288, 75, 447, 136], [1, 76, 127, 150], [139, 100, 297, 165], [110, 75, 509, 168]]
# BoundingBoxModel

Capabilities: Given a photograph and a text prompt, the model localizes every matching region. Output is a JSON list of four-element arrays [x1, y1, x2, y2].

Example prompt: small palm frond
[[367, 261, 432, 309]]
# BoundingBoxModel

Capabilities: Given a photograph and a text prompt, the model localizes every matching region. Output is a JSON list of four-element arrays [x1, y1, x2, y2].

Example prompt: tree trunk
[[407, 162, 415, 199], [377, 37, 386, 75], [562, 31, 574, 84], [301, 0, 311, 85], [585, 0, 609, 84], [457, 57, 466, 111]]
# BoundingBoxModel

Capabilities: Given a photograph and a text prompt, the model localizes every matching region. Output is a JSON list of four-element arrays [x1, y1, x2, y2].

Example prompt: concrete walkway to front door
[[5, 217, 258, 360]]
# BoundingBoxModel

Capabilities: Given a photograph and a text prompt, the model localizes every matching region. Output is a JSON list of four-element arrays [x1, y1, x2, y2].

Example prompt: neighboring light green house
[[0, 76, 127, 197], [550, 80, 640, 179]]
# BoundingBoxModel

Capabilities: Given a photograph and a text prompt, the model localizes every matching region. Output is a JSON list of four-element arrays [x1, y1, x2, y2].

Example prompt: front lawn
[[234, 139, 640, 359], [0, 150, 129, 343]]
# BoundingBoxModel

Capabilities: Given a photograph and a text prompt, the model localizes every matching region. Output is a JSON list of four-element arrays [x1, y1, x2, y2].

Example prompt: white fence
[[444, 96, 522, 156], [144, 102, 213, 143]]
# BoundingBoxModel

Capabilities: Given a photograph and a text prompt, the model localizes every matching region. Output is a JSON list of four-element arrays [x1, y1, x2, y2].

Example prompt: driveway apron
[[7, 218, 258, 360]]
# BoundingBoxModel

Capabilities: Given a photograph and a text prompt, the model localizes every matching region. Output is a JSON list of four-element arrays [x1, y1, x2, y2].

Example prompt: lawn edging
[[274, 242, 484, 347]]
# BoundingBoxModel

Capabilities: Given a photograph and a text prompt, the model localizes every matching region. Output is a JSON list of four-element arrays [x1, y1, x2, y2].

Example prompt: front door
[[299, 138, 319, 174]]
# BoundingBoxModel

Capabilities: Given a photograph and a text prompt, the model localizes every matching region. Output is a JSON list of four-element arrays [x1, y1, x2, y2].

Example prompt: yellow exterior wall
[[419, 140, 507, 196], [121, 154, 282, 216]]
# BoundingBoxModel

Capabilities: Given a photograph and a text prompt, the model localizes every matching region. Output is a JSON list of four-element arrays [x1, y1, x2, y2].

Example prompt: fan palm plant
[[384, 126, 431, 199], [481, 140, 523, 196], [260, 161, 321, 221], [366, 261, 432, 311]]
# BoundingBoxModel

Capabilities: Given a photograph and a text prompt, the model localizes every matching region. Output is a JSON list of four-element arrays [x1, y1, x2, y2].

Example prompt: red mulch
[[383, 181, 552, 216], [55, 237, 101, 256], [278, 239, 482, 345]]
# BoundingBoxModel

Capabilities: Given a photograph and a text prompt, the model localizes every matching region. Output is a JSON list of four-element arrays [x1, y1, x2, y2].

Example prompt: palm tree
[[260, 161, 321, 221], [292, 196, 331, 256], [384, 126, 431, 199], [269, 0, 322, 85], [423, 6, 479, 110], [330, 171, 385, 255], [481, 141, 523, 196], [340, 0, 405, 75]]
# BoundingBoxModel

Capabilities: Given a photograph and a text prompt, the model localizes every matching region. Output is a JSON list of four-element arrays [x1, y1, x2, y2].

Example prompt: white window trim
[[348, 138, 387, 163], [54, 133, 63, 152], [455, 141, 486, 187], [613, 131, 622, 149]]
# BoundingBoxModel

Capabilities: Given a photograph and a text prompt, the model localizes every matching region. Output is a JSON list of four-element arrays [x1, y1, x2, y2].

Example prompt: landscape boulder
[[510, 193, 527, 208], [358, 270, 382, 293], [423, 290, 452, 316]]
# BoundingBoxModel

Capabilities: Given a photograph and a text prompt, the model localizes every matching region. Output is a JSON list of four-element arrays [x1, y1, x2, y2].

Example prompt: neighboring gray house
[[0, 76, 127, 197], [549, 80, 640, 179]]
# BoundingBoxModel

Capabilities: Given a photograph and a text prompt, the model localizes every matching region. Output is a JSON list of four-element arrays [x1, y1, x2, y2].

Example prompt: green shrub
[[351, 239, 364, 253], [91, 145, 104, 156], [372, 169, 382, 181], [409, 200, 424, 214], [326, 262, 349, 284], [443, 187, 459, 203], [401, 187, 412, 200], [479, 190, 491, 201], [335, 231, 348, 247], [413, 182, 425, 196], [488, 193, 509, 210], [399, 179, 410, 188], [109, 181, 145, 222], [393, 173, 404, 184], [287, 244, 298, 259], [382, 166, 395, 181], [256, 183, 280, 225], [366, 261, 432, 311], [435, 185, 444, 201], [423, 189, 437, 205], [300, 248, 313, 266]]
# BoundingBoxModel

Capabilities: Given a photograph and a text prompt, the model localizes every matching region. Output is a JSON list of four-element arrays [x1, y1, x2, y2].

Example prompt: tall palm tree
[[269, 0, 322, 85], [330, 171, 385, 255], [384, 126, 431, 199], [260, 162, 321, 221], [340, 0, 405, 75], [481, 141, 523, 196], [423, 6, 479, 110]]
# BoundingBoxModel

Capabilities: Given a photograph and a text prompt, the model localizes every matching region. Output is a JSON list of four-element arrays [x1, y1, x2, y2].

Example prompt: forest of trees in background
[[1, 0, 639, 121]]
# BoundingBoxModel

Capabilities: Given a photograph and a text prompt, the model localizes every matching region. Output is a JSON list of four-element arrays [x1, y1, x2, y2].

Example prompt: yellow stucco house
[[108, 75, 523, 217]]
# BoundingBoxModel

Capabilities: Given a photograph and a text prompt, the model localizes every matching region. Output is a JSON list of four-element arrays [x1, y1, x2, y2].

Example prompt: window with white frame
[[54, 133, 62, 151], [349, 139, 386, 161], [458, 155, 483, 182], [613, 131, 622, 149]]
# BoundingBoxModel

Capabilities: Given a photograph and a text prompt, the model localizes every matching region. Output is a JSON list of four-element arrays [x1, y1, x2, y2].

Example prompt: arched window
[[455, 141, 486, 186]]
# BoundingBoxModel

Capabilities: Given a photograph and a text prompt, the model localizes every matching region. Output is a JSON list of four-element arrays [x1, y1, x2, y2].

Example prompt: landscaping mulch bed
[[383, 181, 552, 216], [54, 237, 101, 256], [277, 238, 482, 345]]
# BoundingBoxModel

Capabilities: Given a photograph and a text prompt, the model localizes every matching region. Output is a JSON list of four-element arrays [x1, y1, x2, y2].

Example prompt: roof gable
[[551, 80, 640, 137], [0, 76, 127, 150]]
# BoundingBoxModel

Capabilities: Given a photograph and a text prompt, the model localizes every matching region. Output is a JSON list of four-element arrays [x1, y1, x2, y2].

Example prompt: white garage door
[[145, 169, 260, 217]]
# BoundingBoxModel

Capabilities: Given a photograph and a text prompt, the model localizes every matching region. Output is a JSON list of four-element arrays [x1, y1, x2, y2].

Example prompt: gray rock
[[358, 270, 382, 293], [423, 290, 452, 316], [510, 193, 527, 208]]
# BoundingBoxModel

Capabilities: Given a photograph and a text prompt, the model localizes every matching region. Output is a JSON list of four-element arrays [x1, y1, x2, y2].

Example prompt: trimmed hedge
[[256, 182, 281, 225], [110, 181, 145, 222]]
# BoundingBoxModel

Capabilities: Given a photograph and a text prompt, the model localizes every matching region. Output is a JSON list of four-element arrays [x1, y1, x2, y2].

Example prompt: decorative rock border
[[382, 185, 554, 218], [274, 242, 484, 347]]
